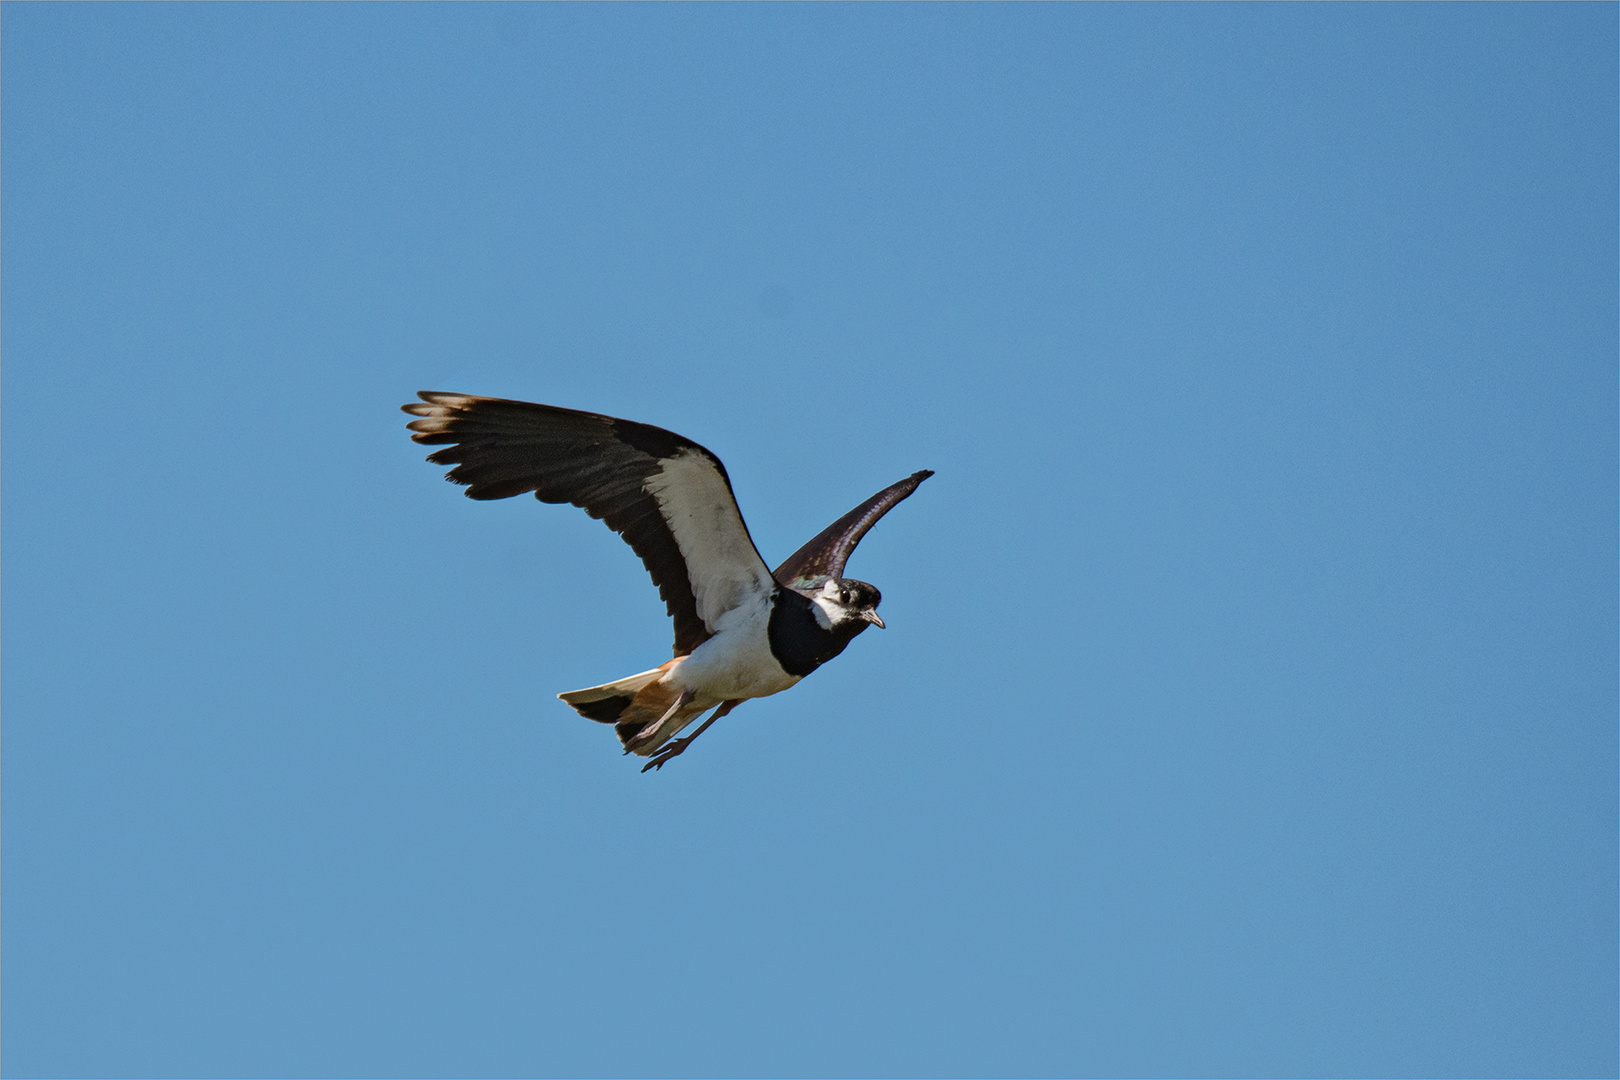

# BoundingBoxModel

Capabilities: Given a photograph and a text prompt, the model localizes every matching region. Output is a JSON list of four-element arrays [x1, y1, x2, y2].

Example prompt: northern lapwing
[[403, 392, 932, 772]]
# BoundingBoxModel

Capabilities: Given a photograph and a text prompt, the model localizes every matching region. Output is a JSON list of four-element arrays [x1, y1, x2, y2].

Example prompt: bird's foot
[[641, 736, 695, 773]]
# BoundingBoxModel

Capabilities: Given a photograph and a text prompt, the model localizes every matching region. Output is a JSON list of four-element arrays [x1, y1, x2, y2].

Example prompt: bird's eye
[[839, 589, 850, 605]]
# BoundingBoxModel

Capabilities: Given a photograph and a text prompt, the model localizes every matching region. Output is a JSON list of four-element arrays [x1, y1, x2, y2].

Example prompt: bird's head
[[810, 578, 885, 631]]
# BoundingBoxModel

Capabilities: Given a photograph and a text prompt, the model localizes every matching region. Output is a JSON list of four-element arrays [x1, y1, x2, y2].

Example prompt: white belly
[[675, 603, 801, 703]]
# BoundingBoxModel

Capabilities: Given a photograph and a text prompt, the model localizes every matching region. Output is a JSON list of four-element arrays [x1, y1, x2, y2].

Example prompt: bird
[[402, 391, 932, 772]]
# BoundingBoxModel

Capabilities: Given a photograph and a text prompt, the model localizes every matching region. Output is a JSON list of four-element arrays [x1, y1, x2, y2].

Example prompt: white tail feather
[[557, 662, 672, 706]]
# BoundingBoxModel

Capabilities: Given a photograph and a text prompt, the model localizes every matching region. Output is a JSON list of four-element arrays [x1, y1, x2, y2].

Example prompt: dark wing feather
[[404, 392, 771, 657], [773, 470, 934, 592]]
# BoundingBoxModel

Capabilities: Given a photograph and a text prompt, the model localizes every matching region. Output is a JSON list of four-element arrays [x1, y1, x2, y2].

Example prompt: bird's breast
[[766, 588, 866, 678], [677, 601, 802, 702]]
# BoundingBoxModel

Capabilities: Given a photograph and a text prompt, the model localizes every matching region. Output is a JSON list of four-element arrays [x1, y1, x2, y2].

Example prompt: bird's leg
[[621, 688, 696, 756], [642, 699, 742, 773], [657, 689, 696, 726]]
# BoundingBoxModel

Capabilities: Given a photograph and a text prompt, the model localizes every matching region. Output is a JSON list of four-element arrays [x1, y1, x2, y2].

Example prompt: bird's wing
[[772, 470, 934, 592], [404, 392, 776, 657]]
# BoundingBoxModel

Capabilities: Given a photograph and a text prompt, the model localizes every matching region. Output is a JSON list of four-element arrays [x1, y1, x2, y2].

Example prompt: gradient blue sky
[[4, 5, 1615, 1078]]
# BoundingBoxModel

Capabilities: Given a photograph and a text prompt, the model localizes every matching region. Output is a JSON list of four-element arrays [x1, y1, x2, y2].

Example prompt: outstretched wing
[[404, 392, 776, 657], [772, 470, 934, 593]]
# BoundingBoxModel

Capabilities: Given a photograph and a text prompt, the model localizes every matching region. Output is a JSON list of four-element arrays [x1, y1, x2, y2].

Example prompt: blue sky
[[3, 5, 1615, 1077]]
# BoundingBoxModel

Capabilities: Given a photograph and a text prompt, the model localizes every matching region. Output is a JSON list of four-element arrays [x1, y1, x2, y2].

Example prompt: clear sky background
[[4, 5, 1615, 1078]]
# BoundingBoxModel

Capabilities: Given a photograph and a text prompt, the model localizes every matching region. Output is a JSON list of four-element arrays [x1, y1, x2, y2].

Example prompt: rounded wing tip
[[404, 391, 447, 415], [404, 391, 483, 419]]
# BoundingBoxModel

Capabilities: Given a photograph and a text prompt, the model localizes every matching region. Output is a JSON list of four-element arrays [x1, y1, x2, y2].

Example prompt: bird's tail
[[558, 659, 706, 755], [558, 662, 674, 722]]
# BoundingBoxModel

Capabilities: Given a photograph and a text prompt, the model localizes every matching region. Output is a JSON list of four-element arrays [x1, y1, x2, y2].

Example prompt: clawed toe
[[641, 739, 689, 773], [634, 701, 740, 773]]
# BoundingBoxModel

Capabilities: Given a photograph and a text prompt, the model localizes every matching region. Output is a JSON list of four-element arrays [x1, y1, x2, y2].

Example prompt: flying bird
[[403, 392, 932, 772]]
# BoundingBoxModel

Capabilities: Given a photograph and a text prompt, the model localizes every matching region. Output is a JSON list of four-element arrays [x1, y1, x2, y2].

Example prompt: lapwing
[[403, 392, 932, 772]]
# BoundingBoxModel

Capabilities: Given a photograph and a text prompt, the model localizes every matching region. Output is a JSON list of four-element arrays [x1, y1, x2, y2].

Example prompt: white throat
[[809, 594, 838, 630]]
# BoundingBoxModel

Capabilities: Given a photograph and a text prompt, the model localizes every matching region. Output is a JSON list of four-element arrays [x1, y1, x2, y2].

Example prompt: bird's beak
[[862, 610, 886, 629]]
